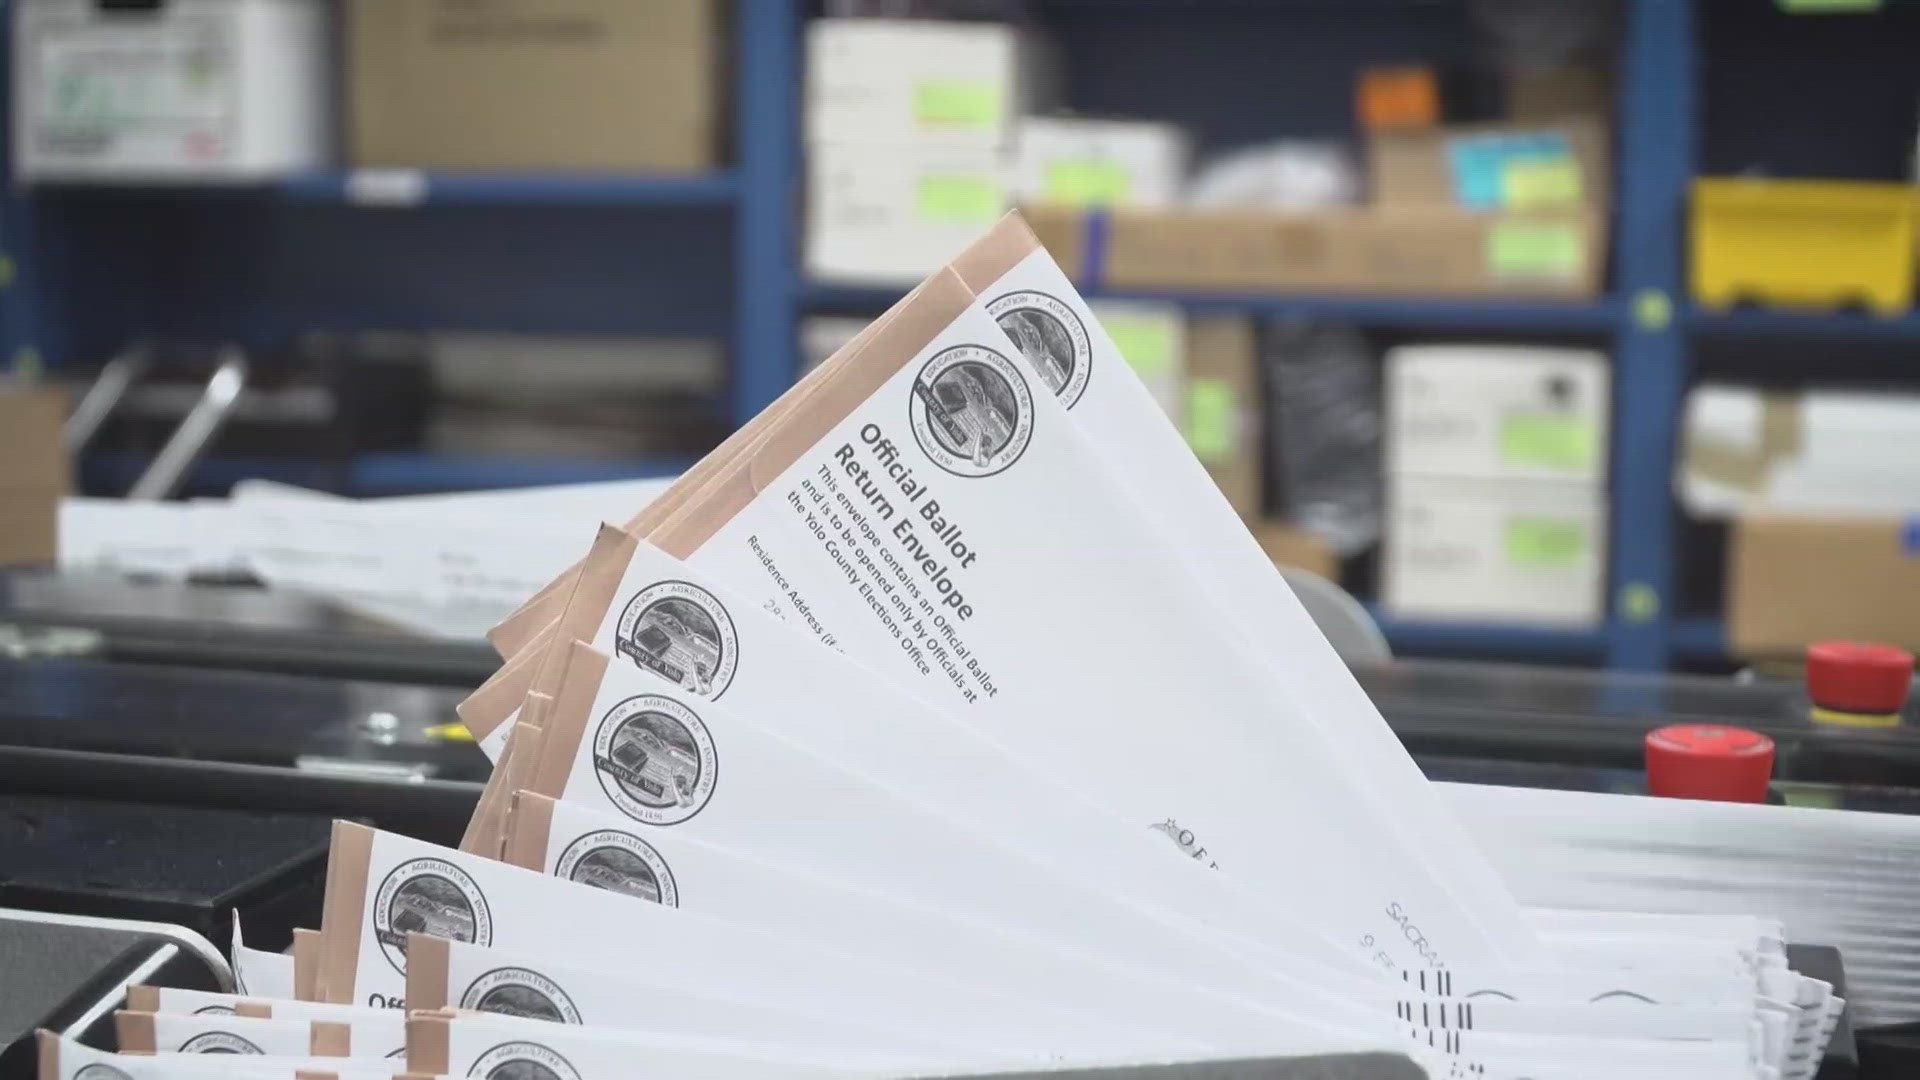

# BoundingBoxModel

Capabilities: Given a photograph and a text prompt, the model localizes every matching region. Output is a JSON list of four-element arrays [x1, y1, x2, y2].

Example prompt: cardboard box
[[1387, 344, 1609, 485], [1012, 117, 1187, 209], [1729, 514, 1920, 656], [805, 18, 1049, 149], [346, 0, 721, 171], [806, 142, 1008, 285], [1182, 316, 1261, 518], [1368, 117, 1609, 213], [1250, 521, 1338, 581], [0, 386, 68, 565], [1024, 206, 1605, 299], [1357, 65, 1439, 132], [14, 0, 327, 180], [1680, 385, 1920, 519], [1384, 475, 1605, 625], [1088, 301, 1184, 416]]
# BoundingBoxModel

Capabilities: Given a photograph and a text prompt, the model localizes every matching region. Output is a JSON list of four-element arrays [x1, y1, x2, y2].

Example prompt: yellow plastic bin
[[1691, 178, 1917, 316]]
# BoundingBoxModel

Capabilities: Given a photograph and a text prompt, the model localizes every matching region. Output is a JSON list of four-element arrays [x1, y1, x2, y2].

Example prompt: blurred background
[[2, 0, 1918, 674]]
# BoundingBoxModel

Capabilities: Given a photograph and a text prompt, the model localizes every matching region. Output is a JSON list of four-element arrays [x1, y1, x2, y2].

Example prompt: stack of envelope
[[40, 213, 1842, 1080]]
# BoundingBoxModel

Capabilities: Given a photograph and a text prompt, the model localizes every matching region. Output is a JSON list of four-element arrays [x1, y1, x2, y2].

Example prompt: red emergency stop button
[[1806, 641, 1914, 716], [1645, 724, 1775, 803]]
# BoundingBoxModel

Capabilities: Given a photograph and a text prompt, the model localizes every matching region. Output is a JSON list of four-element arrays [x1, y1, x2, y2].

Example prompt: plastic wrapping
[[1262, 321, 1382, 556], [1188, 141, 1360, 211]]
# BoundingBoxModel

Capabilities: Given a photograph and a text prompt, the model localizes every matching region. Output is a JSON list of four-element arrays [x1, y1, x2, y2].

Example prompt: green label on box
[[1505, 516, 1589, 566], [1104, 315, 1178, 378], [916, 174, 1002, 223], [1487, 222, 1584, 280], [1185, 378, 1238, 463], [1500, 412, 1597, 471], [914, 80, 1002, 127], [1043, 160, 1132, 206], [1502, 157, 1582, 208]]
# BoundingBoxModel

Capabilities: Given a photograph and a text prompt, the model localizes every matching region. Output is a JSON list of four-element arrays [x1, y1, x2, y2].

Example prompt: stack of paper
[[40, 213, 1836, 1080], [57, 477, 674, 639]]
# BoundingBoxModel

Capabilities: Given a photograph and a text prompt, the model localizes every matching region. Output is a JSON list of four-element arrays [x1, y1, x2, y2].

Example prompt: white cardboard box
[[805, 18, 1048, 149], [1384, 475, 1606, 625], [14, 0, 327, 181], [1387, 344, 1610, 484], [1014, 117, 1188, 208], [1678, 384, 1920, 518], [806, 141, 1008, 285]]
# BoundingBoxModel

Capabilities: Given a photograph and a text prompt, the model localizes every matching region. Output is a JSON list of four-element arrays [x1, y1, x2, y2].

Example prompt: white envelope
[[406, 1013, 946, 1080], [115, 1012, 316, 1057], [662, 272, 1513, 973], [128, 985, 403, 1042], [408, 935, 984, 1061], [39, 1034, 399, 1080], [971, 242, 1535, 964], [556, 530, 1381, 994], [506, 791, 1390, 1052], [522, 642, 1384, 1032], [318, 823, 1238, 1060]]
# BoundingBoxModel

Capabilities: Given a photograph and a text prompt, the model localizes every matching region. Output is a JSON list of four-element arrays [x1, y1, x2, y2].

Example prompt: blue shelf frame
[[811, 284, 1623, 333], [275, 171, 743, 205], [1600, 0, 1694, 671], [1366, 606, 1609, 662], [1690, 305, 1920, 340]]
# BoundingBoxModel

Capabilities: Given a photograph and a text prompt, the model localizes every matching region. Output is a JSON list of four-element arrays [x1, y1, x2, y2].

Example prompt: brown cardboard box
[[1182, 316, 1261, 518], [1025, 206, 1604, 299], [346, 0, 723, 171], [0, 386, 67, 565], [1250, 521, 1337, 581], [1367, 117, 1609, 213], [1728, 514, 1920, 656]]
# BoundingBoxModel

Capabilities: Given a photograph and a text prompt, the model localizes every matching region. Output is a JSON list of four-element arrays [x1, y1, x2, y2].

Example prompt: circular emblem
[[179, 1032, 262, 1054], [908, 344, 1034, 478], [469, 1041, 582, 1080], [556, 829, 679, 907], [988, 290, 1090, 409], [590, 694, 717, 825], [75, 1065, 132, 1080], [192, 1005, 236, 1016], [372, 858, 493, 974], [613, 581, 737, 700], [460, 967, 583, 1025]]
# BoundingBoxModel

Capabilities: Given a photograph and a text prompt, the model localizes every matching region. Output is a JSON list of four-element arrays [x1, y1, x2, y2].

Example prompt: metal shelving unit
[[0, 1, 1881, 670], [808, 0, 1697, 671]]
